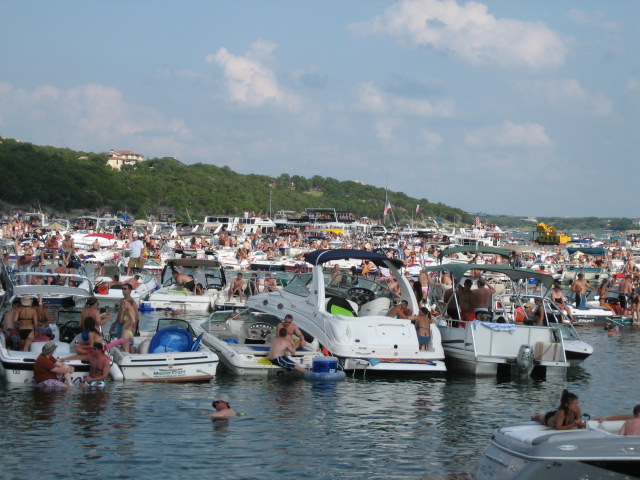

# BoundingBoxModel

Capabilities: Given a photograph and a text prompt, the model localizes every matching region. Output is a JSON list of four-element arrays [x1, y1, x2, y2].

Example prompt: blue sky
[[2, 0, 639, 218]]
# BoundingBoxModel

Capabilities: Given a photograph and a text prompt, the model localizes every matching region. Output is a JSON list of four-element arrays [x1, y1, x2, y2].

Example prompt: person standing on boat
[[409, 307, 435, 350], [61, 233, 74, 266], [570, 273, 596, 310], [617, 275, 634, 314], [263, 273, 278, 292], [471, 278, 496, 320], [127, 234, 145, 275], [275, 314, 307, 350], [268, 328, 309, 373], [116, 284, 138, 353], [80, 297, 102, 330]]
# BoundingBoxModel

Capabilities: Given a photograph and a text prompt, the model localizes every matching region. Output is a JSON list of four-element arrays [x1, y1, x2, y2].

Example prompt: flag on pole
[[416, 204, 420, 214], [383, 201, 391, 216]]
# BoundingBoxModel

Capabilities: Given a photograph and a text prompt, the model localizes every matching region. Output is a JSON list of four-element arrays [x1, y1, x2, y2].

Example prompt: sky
[[1, 0, 639, 218]]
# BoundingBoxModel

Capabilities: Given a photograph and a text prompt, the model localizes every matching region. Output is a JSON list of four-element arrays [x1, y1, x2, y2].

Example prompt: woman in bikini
[[75, 317, 104, 355], [531, 389, 587, 430], [16, 296, 37, 352], [34, 296, 53, 341], [120, 297, 138, 353]]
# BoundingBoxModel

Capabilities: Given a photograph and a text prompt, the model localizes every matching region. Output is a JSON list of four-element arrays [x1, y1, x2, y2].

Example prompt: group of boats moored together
[[2, 209, 640, 478]]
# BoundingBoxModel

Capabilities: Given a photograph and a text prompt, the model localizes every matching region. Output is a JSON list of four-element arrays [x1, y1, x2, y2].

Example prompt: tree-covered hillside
[[0, 138, 471, 225]]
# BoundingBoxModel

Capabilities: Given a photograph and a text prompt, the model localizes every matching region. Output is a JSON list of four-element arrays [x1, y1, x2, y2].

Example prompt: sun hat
[[215, 394, 230, 404], [20, 296, 33, 307], [42, 342, 57, 355]]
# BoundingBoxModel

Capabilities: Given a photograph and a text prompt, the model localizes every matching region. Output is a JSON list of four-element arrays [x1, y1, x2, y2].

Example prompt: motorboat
[[93, 266, 159, 309], [425, 263, 570, 378], [147, 258, 227, 312], [109, 318, 219, 382], [11, 271, 94, 308], [246, 249, 447, 374], [190, 309, 320, 375], [490, 292, 593, 367], [0, 309, 123, 384], [473, 419, 640, 479]]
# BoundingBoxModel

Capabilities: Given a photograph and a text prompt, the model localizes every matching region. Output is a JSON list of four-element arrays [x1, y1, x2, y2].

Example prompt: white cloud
[[524, 78, 614, 116], [567, 10, 620, 31], [465, 121, 552, 148], [350, 0, 567, 69], [375, 119, 401, 140], [0, 81, 192, 152], [206, 40, 301, 112], [419, 129, 443, 149], [355, 81, 454, 117]]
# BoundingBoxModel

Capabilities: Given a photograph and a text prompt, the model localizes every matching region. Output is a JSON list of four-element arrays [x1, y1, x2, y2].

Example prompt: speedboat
[[473, 419, 640, 479], [0, 309, 123, 384], [93, 266, 159, 309], [425, 263, 570, 378], [147, 258, 227, 312], [11, 271, 94, 308], [190, 309, 320, 375], [109, 318, 219, 382], [246, 249, 447, 374]]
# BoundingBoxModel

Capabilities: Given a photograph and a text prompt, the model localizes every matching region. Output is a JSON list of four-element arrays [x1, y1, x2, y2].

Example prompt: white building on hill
[[107, 150, 144, 170]]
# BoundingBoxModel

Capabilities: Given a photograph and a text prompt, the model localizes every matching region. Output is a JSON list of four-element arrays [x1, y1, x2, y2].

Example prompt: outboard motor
[[516, 344, 534, 375]]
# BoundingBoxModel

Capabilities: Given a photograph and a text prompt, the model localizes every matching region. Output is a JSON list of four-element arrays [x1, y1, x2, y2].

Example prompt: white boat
[[11, 271, 94, 308], [109, 318, 219, 382], [190, 309, 320, 375], [425, 263, 570, 377], [473, 419, 640, 479], [0, 310, 123, 384], [93, 266, 158, 309], [246, 249, 447, 374], [147, 258, 227, 312]]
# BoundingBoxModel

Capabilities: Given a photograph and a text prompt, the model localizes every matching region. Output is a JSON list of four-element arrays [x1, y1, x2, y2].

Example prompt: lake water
[[1, 309, 638, 480]]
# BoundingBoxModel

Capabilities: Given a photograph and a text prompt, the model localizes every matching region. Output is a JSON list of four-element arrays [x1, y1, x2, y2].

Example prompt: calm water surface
[[1, 309, 638, 480]]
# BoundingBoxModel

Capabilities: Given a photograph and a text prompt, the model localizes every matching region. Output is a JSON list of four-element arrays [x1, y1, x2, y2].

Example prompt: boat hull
[[111, 349, 218, 382]]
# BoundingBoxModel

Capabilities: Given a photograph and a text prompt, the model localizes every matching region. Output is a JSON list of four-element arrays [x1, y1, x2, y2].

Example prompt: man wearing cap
[[570, 273, 596, 310], [127, 234, 145, 275], [209, 394, 236, 418], [34, 341, 75, 388], [62, 343, 110, 387]]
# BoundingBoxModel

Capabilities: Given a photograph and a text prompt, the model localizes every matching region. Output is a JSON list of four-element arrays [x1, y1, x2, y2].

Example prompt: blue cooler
[[312, 356, 339, 373]]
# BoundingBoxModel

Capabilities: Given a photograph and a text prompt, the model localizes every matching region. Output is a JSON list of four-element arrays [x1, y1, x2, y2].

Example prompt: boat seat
[[30, 341, 71, 355], [138, 340, 150, 354], [359, 297, 392, 316], [326, 296, 358, 317]]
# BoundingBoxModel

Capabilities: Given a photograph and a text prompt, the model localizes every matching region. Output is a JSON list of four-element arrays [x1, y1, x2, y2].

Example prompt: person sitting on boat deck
[[263, 273, 278, 292], [62, 342, 110, 387], [524, 298, 546, 326], [268, 328, 309, 373], [227, 272, 245, 301], [15, 296, 37, 352], [172, 270, 195, 292], [276, 314, 307, 350], [617, 274, 634, 314], [194, 283, 205, 295], [550, 286, 574, 322], [331, 264, 341, 280], [388, 299, 412, 319], [209, 394, 237, 419], [61, 233, 74, 266], [44, 234, 59, 261], [2, 297, 22, 350], [75, 317, 104, 355], [94, 261, 106, 278], [128, 274, 142, 291], [349, 265, 360, 286], [409, 307, 435, 350], [531, 389, 587, 430], [570, 273, 596, 310], [89, 238, 101, 252], [471, 277, 496, 321], [34, 296, 53, 341], [245, 273, 259, 298], [34, 341, 74, 389]]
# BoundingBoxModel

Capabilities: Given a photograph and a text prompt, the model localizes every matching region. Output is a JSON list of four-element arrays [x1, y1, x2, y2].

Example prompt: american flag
[[383, 201, 391, 216]]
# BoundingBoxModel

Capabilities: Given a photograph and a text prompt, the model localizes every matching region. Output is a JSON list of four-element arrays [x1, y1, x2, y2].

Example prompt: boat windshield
[[283, 274, 313, 297], [201, 308, 283, 330], [324, 273, 396, 303]]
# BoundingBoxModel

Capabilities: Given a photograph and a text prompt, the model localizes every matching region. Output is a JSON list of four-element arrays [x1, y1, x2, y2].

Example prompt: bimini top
[[424, 263, 555, 289], [304, 249, 404, 269], [437, 245, 513, 262], [166, 258, 223, 269]]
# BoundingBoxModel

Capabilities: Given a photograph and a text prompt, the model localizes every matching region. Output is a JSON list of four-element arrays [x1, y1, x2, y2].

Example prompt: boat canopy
[[566, 247, 607, 257], [437, 245, 513, 262], [424, 263, 555, 289], [304, 248, 404, 269], [165, 258, 223, 269]]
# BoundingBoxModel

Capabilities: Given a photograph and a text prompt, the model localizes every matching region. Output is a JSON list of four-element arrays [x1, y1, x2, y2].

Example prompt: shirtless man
[[263, 273, 277, 292], [172, 270, 194, 290], [209, 394, 236, 419], [570, 273, 596, 310], [619, 405, 640, 436], [550, 286, 575, 322], [630, 291, 640, 325], [409, 307, 435, 350], [227, 273, 245, 301], [80, 297, 102, 330], [44, 235, 59, 262], [471, 278, 496, 320], [268, 328, 308, 373], [61, 233, 74, 265], [617, 275, 634, 314], [275, 314, 307, 349], [388, 299, 412, 319], [62, 342, 111, 387]]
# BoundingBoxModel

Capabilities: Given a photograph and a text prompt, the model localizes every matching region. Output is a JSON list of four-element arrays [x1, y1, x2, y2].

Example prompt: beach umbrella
[[47, 221, 66, 230], [121, 214, 132, 220], [84, 233, 115, 240], [323, 228, 346, 235]]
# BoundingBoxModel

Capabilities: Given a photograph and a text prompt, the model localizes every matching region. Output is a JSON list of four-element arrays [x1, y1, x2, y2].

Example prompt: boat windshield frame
[[283, 273, 313, 297]]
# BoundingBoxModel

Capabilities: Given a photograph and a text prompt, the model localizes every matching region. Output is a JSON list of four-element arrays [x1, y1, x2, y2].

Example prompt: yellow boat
[[535, 222, 571, 245]]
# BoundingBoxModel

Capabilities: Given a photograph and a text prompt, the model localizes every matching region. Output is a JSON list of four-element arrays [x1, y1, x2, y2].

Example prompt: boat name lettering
[[152, 369, 186, 377]]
